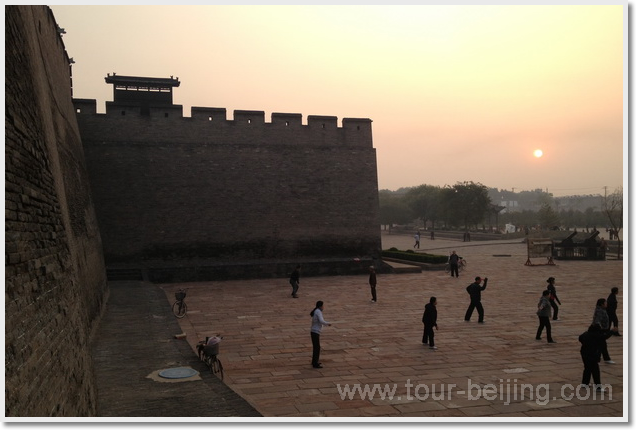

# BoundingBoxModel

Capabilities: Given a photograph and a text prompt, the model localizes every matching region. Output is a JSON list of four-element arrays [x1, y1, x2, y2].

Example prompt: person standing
[[579, 323, 612, 391], [414, 232, 420, 249], [592, 298, 615, 364], [599, 237, 608, 259], [546, 277, 562, 321], [368, 266, 377, 303], [422, 297, 438, 350], [289, 265, 301, 298], [310, 301, 331, 369], [464, 276, 488, 323], [606, 287, 621, 336], [536, 290, 556, 343], [449, 251, 460, 278]]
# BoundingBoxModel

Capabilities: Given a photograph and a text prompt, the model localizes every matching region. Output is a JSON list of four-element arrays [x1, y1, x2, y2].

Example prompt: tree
[[537, 203, 560, 230], [378, 190, 413, 231], [404, 185, 442, 230], [440, 182, 491, 231], [602, 186, 623, 259]]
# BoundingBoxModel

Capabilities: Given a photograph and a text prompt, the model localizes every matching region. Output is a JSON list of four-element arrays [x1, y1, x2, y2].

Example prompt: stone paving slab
[[91, 281, 261, 417], [161, 233, 625, 419]]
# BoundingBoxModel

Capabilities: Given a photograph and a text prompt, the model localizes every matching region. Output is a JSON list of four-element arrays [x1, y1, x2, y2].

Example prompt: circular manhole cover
[[158, 367, 199, 379]]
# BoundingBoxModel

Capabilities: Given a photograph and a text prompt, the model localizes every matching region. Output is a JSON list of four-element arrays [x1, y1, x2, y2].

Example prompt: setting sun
[[534, 149, 544, 158]]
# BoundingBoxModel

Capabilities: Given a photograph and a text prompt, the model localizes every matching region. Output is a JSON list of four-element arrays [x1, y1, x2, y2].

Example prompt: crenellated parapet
[[73, 98, 373, 147]]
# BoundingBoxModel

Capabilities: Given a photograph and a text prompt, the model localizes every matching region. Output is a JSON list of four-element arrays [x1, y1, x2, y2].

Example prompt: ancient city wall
[[74, 98, 382, 280], [5, 6, 108, 416]]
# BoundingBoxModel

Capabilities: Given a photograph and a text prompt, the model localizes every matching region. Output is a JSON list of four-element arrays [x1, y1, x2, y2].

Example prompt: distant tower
[[104, 73, 180, 115]]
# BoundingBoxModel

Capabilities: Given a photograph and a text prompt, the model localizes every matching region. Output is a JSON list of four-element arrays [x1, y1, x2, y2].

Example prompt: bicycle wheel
[[172, 300, 187, 318], [212, 357, 224, 380], [444, 264, 450, 274], [459, 260, 467, 272]]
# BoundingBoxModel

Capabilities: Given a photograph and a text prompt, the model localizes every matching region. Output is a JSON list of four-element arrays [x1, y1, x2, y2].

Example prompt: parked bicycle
[[444, 258, 467, 274], [197, 335, 224, 380], [172, 288, 187, 318]]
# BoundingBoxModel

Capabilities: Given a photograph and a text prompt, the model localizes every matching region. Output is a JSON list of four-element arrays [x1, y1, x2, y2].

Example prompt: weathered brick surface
[[5, 6, 108, 416], [74, 85, 381, 279]]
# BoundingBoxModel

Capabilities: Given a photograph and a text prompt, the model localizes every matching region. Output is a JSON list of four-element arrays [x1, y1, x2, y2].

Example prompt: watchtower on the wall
[[104, 73, 180, 115]]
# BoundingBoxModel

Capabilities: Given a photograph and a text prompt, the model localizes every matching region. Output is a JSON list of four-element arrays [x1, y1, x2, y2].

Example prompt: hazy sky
[[50, 4, 625, 197]]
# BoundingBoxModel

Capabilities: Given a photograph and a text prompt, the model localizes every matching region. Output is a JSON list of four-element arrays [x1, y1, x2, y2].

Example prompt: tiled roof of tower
[[105, 74, 181, 88]]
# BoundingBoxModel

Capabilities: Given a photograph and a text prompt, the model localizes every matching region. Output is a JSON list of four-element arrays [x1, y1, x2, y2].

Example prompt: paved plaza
[[162, 232, 625, 419]]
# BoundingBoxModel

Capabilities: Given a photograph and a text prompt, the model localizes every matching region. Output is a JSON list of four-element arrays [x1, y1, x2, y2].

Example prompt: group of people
[[420, 275, 489, 351], [579, 288, 621, 391], [294, 262, 622, 391], [534, 277, 621, 391]]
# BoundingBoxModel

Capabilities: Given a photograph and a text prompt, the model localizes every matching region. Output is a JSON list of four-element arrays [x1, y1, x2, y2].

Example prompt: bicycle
[[172, 288, 187, 318], [445, 258, 467, 274], [197, 336, 224, 380], [207, 354, 224, 380]]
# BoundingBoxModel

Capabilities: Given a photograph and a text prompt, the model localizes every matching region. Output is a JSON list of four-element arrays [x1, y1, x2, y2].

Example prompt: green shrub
[[381, 249, 447, 264]]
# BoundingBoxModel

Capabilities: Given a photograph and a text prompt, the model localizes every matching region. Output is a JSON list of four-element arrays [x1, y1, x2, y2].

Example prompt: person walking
[[414, 232, 420, 249], [546, 277, 562, 321], [606, 287, 621, 336], [464, 276, 488, 323], [289, 265, 301, 298], [579, 323, 612, 391], [422, 297, 438, 350], [592, 298, 615, 364], [449, 251, 461, 278], [368, 266, 377, 303], [310, 301, 331, 368], [536, 290, 556, 343]]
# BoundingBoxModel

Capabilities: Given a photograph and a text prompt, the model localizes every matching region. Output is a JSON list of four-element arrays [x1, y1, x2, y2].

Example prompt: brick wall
[[5, 6, 108, 416], [75, 93, 382, 279]]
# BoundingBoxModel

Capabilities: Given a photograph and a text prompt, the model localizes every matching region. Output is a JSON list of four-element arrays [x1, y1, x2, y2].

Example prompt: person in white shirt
[[310, 301, 331, 368]]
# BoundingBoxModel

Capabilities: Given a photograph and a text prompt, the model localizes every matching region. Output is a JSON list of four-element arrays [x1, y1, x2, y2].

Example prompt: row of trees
[[380, 182, 623, 237], [379, 181, 492, 231]]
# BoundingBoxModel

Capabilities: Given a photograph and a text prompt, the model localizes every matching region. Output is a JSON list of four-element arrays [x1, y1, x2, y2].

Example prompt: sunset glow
[[50, 5, 625, 197], [534, 149, 543, 158]]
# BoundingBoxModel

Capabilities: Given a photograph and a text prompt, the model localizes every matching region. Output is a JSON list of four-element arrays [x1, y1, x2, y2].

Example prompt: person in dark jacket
[[536, 290, 556, 343], [579, 323, 612, 390], [422, 297, 438, 350], [289, 265, 301, 298], [546, 277, 562, 321], [464, 276, 488, 323], [368, 266, 377, 303], [592, 298, 614, 364], [448, 251, 460, 278], [606, 287, 621, 336]]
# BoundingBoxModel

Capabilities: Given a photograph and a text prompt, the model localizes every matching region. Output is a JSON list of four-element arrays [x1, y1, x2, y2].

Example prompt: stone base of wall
[[382, 257, 445, 271], [106, 258, 392, 283]]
